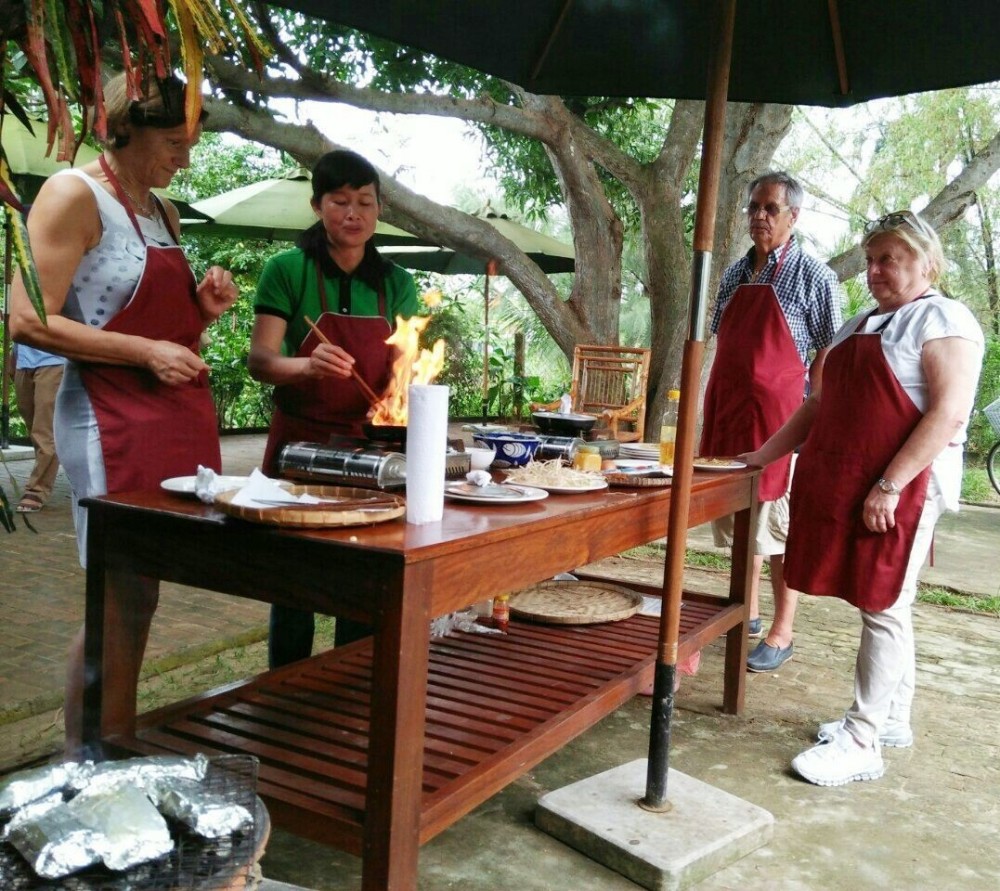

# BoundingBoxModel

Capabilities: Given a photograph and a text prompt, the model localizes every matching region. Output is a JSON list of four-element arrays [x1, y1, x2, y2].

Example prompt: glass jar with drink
[[659, 389, 680, 465]]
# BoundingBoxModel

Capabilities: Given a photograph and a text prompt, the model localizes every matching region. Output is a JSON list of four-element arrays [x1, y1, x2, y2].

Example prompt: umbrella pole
[[481, 271, 490, 423], [642, 0, 736, 812], [2, 210, 12, 449]]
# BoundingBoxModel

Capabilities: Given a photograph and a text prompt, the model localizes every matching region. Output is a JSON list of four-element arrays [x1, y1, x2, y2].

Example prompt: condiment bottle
[[492, 593, 511, 633], [659, 389, 680, 465], [572, 444, 602, 472]]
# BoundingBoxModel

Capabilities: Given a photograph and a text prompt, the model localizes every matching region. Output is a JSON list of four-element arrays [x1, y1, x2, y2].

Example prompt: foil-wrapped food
[[150, 776, 254, 838], [0, 754, 255, 881]]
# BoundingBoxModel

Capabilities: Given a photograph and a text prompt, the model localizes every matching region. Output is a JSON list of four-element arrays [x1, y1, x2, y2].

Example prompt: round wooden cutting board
[[214, 485, 405, 528], [508, 580, 644, 625]]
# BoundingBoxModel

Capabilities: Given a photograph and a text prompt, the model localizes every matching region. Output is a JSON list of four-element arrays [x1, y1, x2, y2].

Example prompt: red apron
[[78, 158, 220, 492], [783, 314, 931, 611], [262, 262, 392, 474], [700, 241, 802, 500]]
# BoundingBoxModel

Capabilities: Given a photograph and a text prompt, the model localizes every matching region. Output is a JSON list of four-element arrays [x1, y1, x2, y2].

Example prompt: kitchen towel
[[406, 384, 449, 524]]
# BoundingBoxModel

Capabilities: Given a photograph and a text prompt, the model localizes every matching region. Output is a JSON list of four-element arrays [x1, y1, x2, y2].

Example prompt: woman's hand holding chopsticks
[[303, 315, 382, 408]]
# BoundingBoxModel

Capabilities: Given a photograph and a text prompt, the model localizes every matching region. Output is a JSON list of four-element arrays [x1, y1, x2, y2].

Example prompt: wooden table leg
[[361, 565, 431, 891], [723, 480, 759, 715], [82, 505, 147, 748]]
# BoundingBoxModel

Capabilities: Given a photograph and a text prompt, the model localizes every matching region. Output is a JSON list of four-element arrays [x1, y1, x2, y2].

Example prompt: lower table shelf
[[108, 594, 739, 854]]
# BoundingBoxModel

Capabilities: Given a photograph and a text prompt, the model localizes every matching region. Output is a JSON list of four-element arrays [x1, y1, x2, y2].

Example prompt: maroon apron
[[78, 158, 220, 492], [700, 240, 802, 500], [783, 312, 931, 611], [262, 262, 392, 474]]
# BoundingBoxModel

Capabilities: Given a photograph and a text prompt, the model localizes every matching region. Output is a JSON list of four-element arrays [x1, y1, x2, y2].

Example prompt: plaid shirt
[[710, 235, 843, 364]]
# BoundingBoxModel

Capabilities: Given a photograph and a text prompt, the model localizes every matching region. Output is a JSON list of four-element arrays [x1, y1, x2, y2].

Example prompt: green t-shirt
[[254, 248, 419, 355]]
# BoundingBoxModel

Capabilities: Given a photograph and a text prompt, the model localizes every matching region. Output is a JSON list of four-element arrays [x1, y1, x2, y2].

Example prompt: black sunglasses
[[863, 210, 932, 237]]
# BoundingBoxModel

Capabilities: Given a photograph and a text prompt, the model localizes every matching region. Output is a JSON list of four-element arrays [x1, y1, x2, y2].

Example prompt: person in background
[[11, 343, 65, 512], [9, 72, 238, 752], [700, 170, 843, 672], [742, 210, 982, 786], [248, 149, 418, 668]]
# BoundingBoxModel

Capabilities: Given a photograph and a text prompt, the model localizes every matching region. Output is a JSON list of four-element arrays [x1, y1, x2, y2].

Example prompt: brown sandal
[[15, 494, 44, 513]]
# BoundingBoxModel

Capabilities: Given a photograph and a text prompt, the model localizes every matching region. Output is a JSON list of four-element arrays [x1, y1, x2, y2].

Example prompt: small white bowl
[[465, 447, 495, 471]]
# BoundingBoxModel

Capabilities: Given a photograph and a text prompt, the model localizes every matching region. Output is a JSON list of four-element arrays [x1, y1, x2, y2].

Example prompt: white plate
[[528, 479, 609, 495], [445, 483, 549, 504], [692, 459, 748, 472], [620, 442, 662, 452], [160, 475, 290, 496]]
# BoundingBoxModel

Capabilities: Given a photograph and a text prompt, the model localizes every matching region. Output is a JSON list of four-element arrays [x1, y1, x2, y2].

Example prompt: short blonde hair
[[861, 211, 945, 283], [101, 72, 203, 149]]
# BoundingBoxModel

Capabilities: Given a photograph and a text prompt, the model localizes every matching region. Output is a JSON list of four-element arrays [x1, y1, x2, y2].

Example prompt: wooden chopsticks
[[303, 315, 382, 407]]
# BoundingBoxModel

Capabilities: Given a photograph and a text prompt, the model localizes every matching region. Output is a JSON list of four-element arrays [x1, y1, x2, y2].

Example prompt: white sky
[[300, 101, 491, 206]]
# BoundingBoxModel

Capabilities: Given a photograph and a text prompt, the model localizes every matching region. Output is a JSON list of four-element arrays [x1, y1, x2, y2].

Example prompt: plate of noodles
[[503, 459, 608, 494]]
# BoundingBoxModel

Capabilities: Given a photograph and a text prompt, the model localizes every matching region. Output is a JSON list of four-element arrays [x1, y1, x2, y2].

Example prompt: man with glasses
[[701, 170, 843, 672]]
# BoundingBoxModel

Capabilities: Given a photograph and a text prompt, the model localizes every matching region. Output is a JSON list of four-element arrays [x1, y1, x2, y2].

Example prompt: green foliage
[[959, 465, 998, 504], [420, 287, 483, 417], [916, 583, 1000, 616], [202, 297, 272, 430], [967, 336, 1000, 456]]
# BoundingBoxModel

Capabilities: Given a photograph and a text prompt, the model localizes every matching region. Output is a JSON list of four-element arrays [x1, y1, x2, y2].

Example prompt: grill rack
[[0, 755, 260, 891]]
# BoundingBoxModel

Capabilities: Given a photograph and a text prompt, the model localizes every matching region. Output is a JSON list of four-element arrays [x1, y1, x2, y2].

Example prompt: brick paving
[[0, 434, 272, 724]]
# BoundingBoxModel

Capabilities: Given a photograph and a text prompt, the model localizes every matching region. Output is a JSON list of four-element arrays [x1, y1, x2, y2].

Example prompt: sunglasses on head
[[863, 210, 932, 237]]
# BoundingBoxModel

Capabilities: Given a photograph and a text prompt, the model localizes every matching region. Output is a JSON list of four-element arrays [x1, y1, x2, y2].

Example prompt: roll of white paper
[[405, 384, 449, 524]]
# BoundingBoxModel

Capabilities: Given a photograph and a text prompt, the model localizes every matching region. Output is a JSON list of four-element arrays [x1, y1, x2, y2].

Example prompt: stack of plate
[[619, 442, 662, 461]]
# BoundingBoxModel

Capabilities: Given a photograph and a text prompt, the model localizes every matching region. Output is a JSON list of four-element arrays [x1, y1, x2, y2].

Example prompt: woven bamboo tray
[[214, 485, 405, 528], [508, 580, 643, 625]]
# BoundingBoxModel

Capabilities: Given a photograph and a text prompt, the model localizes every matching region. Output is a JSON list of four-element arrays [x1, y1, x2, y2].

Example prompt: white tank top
[[53, 168, 175, 330]]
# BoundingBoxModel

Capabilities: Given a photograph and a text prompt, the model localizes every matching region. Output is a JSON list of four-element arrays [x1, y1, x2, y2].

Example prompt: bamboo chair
[[533, 344, 652, 443]]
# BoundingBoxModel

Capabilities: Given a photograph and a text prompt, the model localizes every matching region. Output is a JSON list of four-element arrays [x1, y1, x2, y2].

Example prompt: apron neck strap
[[863, 292, 933, 334]]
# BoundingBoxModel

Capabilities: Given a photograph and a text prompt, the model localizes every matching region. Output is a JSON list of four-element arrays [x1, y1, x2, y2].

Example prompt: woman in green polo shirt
[[248, 149, 418, 667]]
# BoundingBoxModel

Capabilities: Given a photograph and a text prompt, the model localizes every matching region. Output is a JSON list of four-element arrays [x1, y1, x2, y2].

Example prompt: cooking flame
[[370, 314, 446, 426]]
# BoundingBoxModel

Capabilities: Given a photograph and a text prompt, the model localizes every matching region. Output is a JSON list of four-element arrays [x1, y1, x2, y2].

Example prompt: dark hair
[[104, 73, 205, 149], [309, 149, 382, 203], [297, 150, 388, 287]]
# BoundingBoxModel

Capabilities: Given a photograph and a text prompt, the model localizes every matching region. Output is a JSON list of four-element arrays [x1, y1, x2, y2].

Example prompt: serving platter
[[444, 483, 548, 504]]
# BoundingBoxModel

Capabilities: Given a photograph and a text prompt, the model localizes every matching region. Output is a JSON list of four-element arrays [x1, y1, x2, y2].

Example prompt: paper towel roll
[[406, 384, 450, 524]]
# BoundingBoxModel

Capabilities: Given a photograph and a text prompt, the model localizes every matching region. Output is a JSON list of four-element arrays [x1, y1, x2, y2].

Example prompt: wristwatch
[[877, 477, 902, 496]]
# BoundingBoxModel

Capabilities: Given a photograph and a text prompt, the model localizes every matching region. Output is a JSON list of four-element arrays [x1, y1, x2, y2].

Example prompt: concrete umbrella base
[[536, 759, 774, 891]]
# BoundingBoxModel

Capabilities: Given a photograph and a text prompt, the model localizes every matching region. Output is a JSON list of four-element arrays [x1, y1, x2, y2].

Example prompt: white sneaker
[[791, 729, 884, 787], [816, 716, 913, 749]]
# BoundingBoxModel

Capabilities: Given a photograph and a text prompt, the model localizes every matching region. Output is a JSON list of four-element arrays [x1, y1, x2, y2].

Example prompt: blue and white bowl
[[472, 432, 541, 468]]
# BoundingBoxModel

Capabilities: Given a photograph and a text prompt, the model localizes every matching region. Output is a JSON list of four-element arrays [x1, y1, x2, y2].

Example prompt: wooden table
[[82, 468, 758, 890]]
